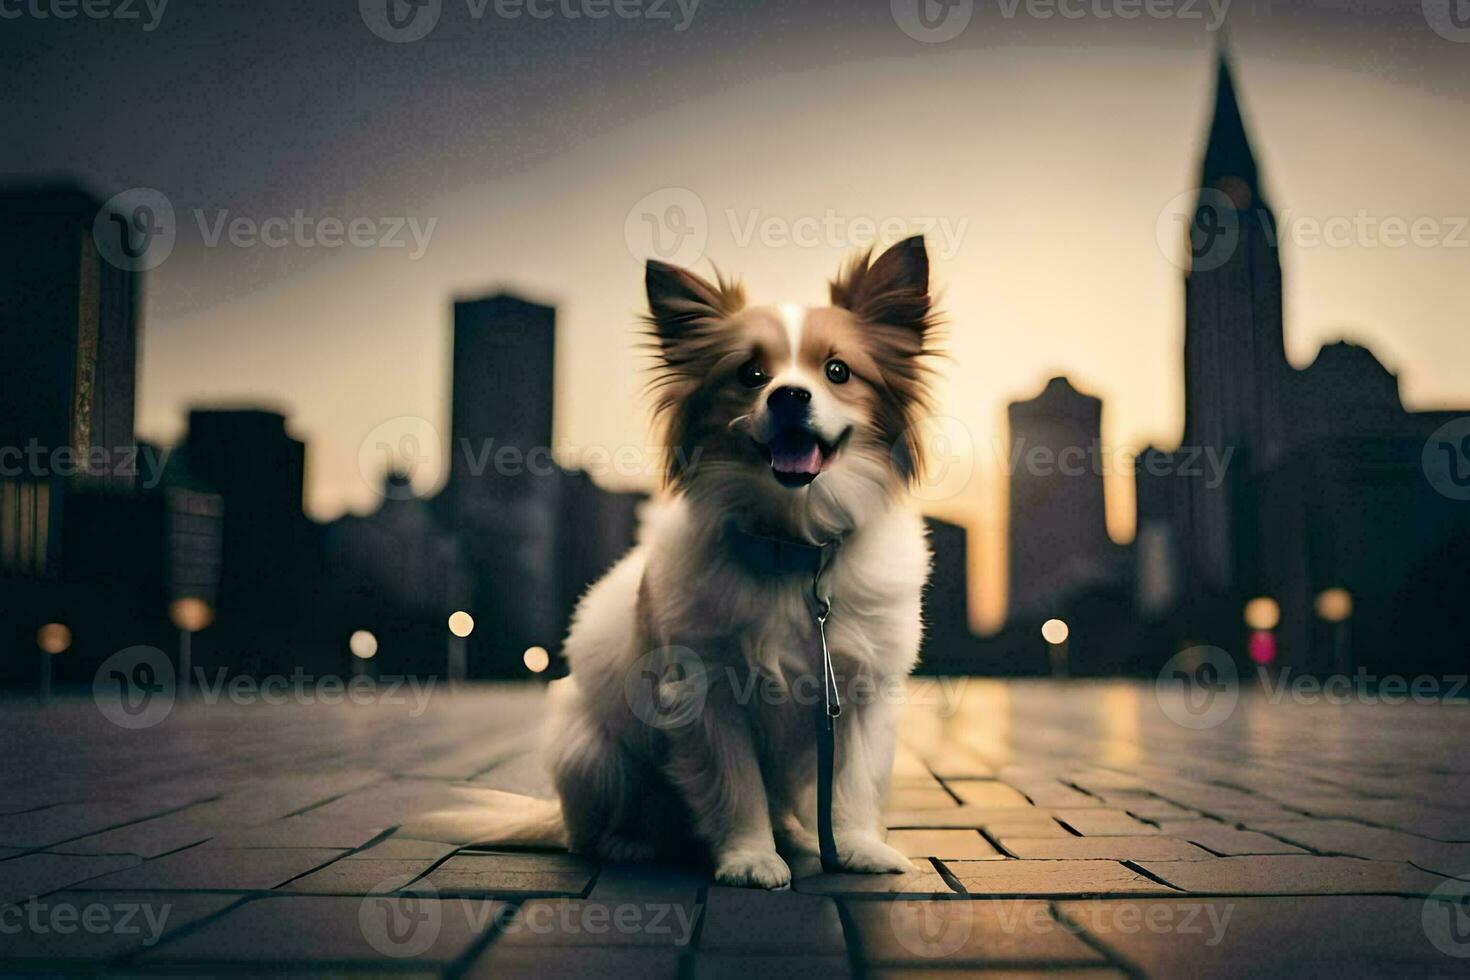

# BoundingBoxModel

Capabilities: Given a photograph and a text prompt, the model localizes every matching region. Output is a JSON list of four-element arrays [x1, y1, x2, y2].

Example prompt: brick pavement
[[1, 679, 1468, 976]]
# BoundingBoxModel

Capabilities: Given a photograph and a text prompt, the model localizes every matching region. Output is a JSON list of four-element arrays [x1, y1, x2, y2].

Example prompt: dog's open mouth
[[757, 426, 849, 488]]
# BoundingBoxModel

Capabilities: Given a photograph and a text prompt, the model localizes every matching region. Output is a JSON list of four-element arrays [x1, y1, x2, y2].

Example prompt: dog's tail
[[403, 787, 569, 849]]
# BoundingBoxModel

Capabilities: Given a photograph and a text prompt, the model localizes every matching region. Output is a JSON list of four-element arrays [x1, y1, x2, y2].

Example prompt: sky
[[6, 0, 1470, 630]]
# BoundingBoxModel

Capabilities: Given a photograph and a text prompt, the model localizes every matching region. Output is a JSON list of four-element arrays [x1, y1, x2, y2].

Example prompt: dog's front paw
[[714, 847, 791, 889], [837, 835, 915, 874]]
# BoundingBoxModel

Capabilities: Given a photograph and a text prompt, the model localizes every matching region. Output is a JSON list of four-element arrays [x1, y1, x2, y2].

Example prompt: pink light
[[1248, 630, 1277, 665]]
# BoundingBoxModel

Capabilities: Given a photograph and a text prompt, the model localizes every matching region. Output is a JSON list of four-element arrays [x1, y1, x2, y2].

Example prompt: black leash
[[724, 521, 843, 874]]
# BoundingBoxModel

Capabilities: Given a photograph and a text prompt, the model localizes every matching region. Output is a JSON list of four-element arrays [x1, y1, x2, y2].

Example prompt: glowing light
[[169, 597, 214, 633], [1041, 619, 1070, 645], [1248, 630, 1277, 665], [448, 611, 475, 638], [1314, 588, 1353, 624], [36, 623, 71, 655], [349, 630, 379, 660], [1243, 597, 1280, 632], [523, 646, 550, 673]]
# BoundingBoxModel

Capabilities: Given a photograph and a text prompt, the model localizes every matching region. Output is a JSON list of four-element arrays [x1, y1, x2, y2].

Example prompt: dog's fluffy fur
[[549, 236, 940, 888], [411, 236, 940, 888]]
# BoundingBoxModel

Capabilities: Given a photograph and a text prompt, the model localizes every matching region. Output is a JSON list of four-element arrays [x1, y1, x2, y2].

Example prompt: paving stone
[[80, 846, 345, 891], [1153, 820, 1308, 856], [49, 811, 219, 858], [348, 836, 460, 861], [1136, 856, 1451, 896], [202, 816, 390, 850], [1053, 808, 1160, 836], [1057, 897, 1466, 978], [420, 851, 594, 895], [943, 860, 1180, 897], [497, 897, 702, 947], [0, 853, 141, 904], [0, 801, 184, 849], [1249, 819, 1470, 876], [883, 805, 1054, 830], [916, 745, 995, 780], [987, 820, 1074, 839], [888, 786, 957, 810], [692, 953, 852, 979], [282, 857, 447, 894], [467, 945, 685, 979], [946, 781, 1031, 808], [698, 886, 843, 954], [795, 867, 955, 896], [140, 893, 506, 964], [887, 830, 1003, 861], [844, 898, 1106, 967], [1000, 836, 1214, 861], [0, 891, 242, 962], [588, 863, 705, 906]]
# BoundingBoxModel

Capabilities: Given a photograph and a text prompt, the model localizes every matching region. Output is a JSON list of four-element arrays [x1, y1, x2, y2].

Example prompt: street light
[[1243, 597, 1279, 666], [1041, 619, 1069, 678], [349, 629, 378, 677], [169, 598, 213, 699], [36, 623, 71, 703], [1315, 587, 1354, 674], [523, 646, 550, 674], [446, 611, 473, 684]]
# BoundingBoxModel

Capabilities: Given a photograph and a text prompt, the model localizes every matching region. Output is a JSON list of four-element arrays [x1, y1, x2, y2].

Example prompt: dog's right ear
[[644, 260, 746, 355]]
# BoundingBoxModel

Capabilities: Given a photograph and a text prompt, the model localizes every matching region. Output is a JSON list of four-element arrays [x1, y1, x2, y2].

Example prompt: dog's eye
[[737, 359, 769, 389], [825, 359, 850, 385]]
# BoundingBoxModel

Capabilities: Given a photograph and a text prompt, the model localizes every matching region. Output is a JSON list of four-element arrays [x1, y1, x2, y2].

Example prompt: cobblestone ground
[[2, 679, 1469, 977]]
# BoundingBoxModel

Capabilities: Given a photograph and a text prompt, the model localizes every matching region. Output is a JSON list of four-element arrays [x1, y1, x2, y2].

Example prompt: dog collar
[[722, 521, 841, 579]]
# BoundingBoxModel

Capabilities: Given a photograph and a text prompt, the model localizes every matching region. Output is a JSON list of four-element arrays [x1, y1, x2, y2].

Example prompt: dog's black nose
[[768, 386, 811, 414]]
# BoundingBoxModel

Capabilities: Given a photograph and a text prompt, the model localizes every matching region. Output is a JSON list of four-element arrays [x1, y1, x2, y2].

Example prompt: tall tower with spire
[[1178, 43, 1289, 592]]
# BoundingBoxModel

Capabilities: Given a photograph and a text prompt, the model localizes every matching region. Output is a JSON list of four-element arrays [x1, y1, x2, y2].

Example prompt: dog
[[411, 235, 940, 889]]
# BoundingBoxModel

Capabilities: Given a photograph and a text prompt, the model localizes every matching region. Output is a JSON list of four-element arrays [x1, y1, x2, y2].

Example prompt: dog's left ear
[[829, 235, 933, 339]]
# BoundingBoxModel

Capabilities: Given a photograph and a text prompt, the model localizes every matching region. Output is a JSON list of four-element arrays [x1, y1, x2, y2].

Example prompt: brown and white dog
[[546, 235, 941, 887], [412, 236, 941, 888]]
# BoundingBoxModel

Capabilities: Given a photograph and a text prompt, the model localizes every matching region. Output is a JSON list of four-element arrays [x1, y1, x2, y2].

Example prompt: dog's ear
[[829, 235, 933, 338], [645, 260, 745, 355]]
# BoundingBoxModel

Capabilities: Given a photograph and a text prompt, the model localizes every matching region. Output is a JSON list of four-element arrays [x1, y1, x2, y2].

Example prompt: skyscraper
[[0, 184, 140, 579], [1178, 48, 1290, 591], [444, 293, 562, 674], [1006, 376, 1116, 622]]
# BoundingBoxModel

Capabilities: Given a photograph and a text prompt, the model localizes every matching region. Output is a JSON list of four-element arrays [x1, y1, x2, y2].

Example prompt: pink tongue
[[772, 442, 823, 475]]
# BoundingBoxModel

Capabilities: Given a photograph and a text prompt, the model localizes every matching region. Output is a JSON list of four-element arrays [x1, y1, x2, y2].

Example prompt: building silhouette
[[1006, 376, 1122, 623], [0, 184, 140, 580], [1136, 46, 1470, 674]]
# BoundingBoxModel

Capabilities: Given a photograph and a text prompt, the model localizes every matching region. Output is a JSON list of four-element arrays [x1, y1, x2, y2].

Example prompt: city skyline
[[9, 8, 1470, 633]]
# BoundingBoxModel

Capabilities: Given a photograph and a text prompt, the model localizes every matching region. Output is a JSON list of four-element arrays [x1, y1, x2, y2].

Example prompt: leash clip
[[811, 574, 841, 719]]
